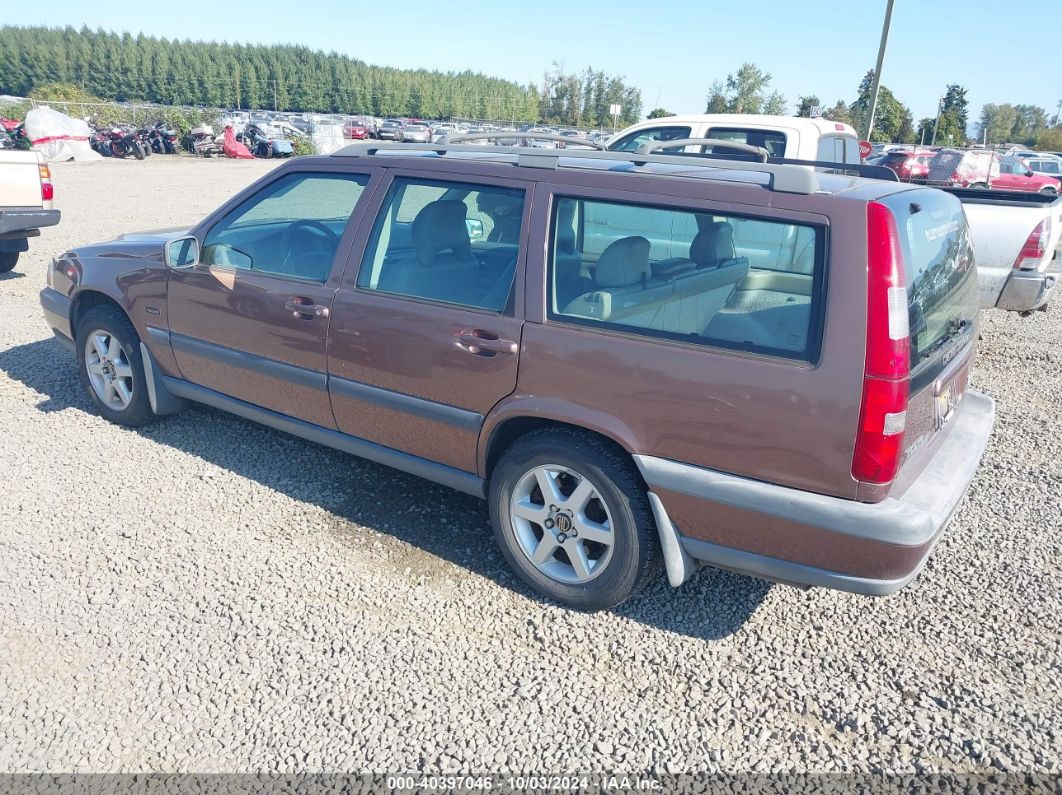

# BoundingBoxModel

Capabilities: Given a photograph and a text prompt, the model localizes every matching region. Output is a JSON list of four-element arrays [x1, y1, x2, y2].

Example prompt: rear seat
[[563, 234, 749, 334]]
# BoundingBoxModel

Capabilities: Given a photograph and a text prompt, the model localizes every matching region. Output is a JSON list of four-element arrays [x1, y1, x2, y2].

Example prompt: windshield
[[881, 189, 978, 373]]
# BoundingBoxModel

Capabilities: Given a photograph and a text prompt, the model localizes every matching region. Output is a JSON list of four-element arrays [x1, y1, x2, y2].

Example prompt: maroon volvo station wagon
[[40, 139, 994, 610]]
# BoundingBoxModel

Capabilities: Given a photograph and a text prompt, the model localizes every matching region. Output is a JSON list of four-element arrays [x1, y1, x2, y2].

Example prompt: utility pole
[[864, 0, 896, 141], [273, 79, 278, 112], [931, 96, 943, 145], [1054, 98, 1062, 127]]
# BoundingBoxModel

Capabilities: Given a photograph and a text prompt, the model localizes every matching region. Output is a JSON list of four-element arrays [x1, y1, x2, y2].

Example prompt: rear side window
[[880, 190, 978, 373], [608, 126, 691, 153], [357, 177, 525, 312], [549, 196, 824, 361], [706, 127, 787, 157]]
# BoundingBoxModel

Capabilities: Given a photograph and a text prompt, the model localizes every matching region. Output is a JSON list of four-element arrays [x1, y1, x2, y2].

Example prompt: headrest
[[595, 236, 651, 287], [412, 200, 471, 266], [690, 221, 736, 267]]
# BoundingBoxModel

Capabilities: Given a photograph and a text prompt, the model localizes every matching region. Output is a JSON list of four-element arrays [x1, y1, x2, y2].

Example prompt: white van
[[606, 114, 862, 164]]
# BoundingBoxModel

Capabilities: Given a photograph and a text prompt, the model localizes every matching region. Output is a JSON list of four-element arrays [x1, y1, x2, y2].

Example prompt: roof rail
[[767, 156, 900, 181], [443, 132, 604, 150], [331, 142, 820, 195], [638, 138, 769, 162]]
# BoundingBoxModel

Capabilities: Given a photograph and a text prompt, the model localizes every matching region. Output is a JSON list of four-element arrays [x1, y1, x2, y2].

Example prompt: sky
[[10, 0, 1062, 125]]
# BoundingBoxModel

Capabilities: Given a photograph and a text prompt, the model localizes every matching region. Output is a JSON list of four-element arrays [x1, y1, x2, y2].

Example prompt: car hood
[[70, 227, 191, 261]]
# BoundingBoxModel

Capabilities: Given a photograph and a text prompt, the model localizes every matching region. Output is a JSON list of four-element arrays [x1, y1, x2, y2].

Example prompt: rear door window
[[705, 127, 787, 157], [608, 126, 691, 153], [549, 196, 825, 361]]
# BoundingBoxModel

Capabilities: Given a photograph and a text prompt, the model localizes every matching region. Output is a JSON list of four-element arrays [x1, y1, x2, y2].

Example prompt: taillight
[[853, 202, 911, 485], [39, 163, 53, 202], [1013, 219, 1047, 270]]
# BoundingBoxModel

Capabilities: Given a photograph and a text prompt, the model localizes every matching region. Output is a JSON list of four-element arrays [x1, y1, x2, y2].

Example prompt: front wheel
[[488, 429, 661, 611], [109, 141, 126, 158], [133, 142, 146, 160], [0, 251, 18, 273], [75, 306, 156, 427]]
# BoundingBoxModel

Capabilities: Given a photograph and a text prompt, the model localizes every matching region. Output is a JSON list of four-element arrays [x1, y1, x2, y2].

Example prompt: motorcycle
[[89, 125, 112, 156], [149, 121, 179, 154], [242, 123, 293, 158], [104, 125, 146, 160], [1, 119, 31, 150], [135, 127, 153, 156], [189, 123, 223, 157]]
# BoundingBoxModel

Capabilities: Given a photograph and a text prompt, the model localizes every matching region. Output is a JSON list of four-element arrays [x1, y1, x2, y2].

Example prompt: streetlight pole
[[864, 0, 896, 142], [931, 96, 943, 146]]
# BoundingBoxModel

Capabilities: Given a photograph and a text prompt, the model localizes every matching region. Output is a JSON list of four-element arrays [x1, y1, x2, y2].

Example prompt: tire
[[488, 428, 661, 611], [0, 251, 18, 273], [1039, 186, 1058, 195], [75, 306, 156, 427], [109, 141, 126, 158], [969, 182, 988, 189], [133, 142, 146, 160]]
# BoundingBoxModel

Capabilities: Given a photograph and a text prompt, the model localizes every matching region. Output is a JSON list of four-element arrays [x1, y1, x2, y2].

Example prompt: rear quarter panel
[[484, 170, 874, 500]]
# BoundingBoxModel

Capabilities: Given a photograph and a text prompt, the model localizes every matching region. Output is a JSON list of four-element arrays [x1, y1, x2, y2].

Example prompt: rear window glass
[[706, 127, 787, 157], [880, 190, 978, 371], [549, 196, 824, 361], [608, 126, 691, 153]]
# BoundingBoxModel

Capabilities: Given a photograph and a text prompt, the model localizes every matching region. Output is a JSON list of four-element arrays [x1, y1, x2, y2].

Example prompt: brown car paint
[[44, 152, 985, 592]]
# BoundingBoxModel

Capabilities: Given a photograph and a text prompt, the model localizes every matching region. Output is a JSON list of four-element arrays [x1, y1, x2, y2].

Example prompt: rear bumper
[[996, 267, 1057, 312], [40, 287, 74, 349], [0, 208, 61, 237], [635, 390, 995, 596]]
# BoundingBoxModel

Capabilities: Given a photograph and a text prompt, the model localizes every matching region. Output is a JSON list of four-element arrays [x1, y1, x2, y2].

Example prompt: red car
[[926, 149, 1061, 194], [344, 124, 368, 140], [879, 149, 932, 182]]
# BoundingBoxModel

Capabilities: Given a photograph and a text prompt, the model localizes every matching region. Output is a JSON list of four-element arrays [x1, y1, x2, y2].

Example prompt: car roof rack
[[443, 132, 605, 150], [333, 141, 821, 195]]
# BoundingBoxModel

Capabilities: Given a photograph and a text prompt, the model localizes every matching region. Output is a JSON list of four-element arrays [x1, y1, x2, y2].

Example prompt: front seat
[[379, 200, 480, 304]]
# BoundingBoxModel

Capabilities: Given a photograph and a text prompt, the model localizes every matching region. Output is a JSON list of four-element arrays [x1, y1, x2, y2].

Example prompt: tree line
[[647, 62, 1059, 150], [0, 26, 641, 126]]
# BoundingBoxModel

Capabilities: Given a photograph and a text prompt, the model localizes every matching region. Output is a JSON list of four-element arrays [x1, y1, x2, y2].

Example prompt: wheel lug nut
[[549, 504, 558, 513], [544, 519, 554, 529]]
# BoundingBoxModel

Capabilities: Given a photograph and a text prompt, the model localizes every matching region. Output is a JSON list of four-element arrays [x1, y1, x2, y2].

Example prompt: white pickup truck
[[0, 150, 60, 273], [945, 188, 1062, 314]]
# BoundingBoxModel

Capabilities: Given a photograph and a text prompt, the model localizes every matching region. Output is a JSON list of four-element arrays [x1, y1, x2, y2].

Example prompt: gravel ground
[[0, 155, 1060, 776]]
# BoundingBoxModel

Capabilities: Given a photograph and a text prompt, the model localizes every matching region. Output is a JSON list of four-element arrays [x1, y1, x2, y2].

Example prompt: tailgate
[[880, 189, 980, 478], [0, 150, 43, 207]]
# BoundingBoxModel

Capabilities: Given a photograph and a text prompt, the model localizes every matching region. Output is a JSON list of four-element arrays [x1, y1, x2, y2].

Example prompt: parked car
[[1021, 156, 1062, 182], [40, 143, 994, 610], [996, 156, 1060, 194], [879, 149, 933, 181], [0, 150, 59, 273], [607, 114, 862, 164], [925, 149, 1061, 194], [401, 123, 432, 143], [344, 123, 369, 140], [951, 188, 1062, 313], [377, 119, 404, 140]]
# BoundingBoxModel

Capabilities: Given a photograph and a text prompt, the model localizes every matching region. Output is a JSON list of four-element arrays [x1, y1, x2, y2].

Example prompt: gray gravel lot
[[1, 155, 1060, 775]]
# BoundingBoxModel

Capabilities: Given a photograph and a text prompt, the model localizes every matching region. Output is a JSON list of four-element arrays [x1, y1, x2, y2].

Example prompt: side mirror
[[465, 218, 485, 241], [165, 236, 200, 269]]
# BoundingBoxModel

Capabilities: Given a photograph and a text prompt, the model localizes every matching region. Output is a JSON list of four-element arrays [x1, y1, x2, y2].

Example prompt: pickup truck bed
[[0, 150, 60, 273], [944, 187, 1062, 314]]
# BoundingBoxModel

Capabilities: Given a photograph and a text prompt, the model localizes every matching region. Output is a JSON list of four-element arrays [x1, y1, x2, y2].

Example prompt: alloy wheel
[[84, 330, 134, 411]]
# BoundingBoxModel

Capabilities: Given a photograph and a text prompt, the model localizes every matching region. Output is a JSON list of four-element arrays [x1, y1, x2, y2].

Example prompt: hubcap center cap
[[555, 514, 573, 534]]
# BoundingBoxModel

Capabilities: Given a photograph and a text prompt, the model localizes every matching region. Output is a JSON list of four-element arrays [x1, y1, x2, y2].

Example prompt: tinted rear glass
[[880, 190, 978, 372]]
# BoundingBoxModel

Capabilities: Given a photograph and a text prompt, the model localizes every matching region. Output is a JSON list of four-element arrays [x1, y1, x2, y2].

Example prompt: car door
[[166, 165, 379, 428], [994, 157, 1026, 190], [327, 170, 531, 473]]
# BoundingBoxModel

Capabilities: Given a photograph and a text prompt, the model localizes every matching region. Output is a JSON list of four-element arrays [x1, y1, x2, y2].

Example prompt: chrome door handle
[[457, 329, 518, 355], [285, 298, 330, 318]]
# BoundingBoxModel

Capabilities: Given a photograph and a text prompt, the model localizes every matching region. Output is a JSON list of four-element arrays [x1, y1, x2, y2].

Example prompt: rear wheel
[[489, 428, 660, 611], [75, 306, 155, 427], [109, 141, 126, 158], [0, 251, 18, 273], [1040, 186, 1058, 195], [969, 182, 988, 189]]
